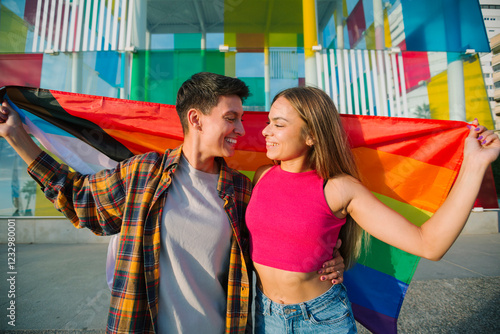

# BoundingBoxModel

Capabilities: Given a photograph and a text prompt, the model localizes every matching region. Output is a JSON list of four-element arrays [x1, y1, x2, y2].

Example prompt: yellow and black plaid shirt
[[28, 146, 253, 333]]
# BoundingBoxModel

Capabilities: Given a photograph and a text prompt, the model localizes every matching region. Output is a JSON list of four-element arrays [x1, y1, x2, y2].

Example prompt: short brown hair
[[176, 72, 249, 133]]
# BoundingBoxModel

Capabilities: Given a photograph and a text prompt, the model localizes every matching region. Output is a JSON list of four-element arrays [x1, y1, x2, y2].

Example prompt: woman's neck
[[279, 158, 312, 173]]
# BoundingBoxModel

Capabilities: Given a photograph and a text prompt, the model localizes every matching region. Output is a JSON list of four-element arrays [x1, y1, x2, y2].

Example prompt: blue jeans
[[254, 284, 357, 333]]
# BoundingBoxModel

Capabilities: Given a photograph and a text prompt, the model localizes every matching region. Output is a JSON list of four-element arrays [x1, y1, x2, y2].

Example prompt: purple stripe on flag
[[352, 302, 398, 334]]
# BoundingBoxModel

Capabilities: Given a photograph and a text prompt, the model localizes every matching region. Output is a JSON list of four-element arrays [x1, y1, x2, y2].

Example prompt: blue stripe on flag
[[344, 263, 409, 318]]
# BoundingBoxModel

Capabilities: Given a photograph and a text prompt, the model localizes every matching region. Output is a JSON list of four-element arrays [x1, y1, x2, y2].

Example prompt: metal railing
[[32, 0, 135, 53]]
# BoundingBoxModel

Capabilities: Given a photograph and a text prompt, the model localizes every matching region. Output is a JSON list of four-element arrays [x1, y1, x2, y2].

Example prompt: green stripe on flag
[[356, 192, 432, 284]]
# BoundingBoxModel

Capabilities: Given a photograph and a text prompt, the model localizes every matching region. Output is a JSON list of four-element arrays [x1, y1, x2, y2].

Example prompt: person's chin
[[219, 147, 235, 158], [265, 151, 277, 160], [223, 143, 237, 156]]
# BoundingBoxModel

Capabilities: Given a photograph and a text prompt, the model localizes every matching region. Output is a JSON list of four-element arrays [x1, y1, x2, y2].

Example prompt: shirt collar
[[165, 145, 234, 198], [217, 157, 235, 199], [164, 145, 183, 173]]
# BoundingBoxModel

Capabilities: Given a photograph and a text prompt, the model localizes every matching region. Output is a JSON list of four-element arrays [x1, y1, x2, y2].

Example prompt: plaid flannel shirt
[[28, 146, 253, 333]]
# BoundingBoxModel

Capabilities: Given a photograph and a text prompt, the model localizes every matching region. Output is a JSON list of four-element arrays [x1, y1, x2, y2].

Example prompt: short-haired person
[[0, 73, 344, 333], [246, 86, 500, 333]]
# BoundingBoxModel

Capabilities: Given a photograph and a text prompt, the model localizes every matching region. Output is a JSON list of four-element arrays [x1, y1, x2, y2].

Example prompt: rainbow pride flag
[[1, 86, 469, 333]]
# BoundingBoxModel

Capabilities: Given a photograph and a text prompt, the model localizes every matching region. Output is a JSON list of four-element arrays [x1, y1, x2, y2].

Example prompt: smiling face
[[198, 94, 245, 158], [262, 96, 313, 170]]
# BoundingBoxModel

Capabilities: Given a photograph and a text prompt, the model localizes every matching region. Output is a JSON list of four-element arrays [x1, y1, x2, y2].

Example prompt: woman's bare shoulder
[[326, 174, 361, 188], [253, 164, 274, 185], [324, 174, 364, 216]]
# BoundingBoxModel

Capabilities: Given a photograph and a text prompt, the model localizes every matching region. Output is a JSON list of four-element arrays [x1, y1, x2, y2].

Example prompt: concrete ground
[[359, 233, 500, 333], [0, 233, 499, 333]]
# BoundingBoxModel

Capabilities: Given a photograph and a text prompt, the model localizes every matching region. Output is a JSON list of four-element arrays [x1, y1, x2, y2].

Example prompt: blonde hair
[[272, 87, 368, 269]]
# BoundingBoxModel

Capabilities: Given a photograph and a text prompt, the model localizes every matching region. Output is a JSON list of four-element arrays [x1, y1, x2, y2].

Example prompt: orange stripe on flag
[[353, 147, 457, 213], [226, 150, 271, 171], [104, 129, 182, 155]]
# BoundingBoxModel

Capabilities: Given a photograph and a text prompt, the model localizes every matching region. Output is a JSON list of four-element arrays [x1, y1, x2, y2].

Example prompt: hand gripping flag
[[1, 86, 470, 333]]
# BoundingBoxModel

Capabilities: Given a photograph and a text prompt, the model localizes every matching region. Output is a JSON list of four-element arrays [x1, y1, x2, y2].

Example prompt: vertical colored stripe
[[302, 0, 318, 59]]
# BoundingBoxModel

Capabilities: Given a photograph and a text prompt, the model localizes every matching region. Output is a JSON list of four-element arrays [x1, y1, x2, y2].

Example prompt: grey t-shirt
[[157, 155, 231, 333]]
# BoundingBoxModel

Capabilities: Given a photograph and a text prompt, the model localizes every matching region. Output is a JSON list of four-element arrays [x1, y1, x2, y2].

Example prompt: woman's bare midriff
[[254, 262, 333, 305]]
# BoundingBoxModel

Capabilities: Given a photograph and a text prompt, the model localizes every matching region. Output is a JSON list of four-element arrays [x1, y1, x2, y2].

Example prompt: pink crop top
[[246, 165, 346, 273]]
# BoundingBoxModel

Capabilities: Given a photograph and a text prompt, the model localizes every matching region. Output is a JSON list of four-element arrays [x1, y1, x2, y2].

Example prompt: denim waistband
[[255, 284, 345, 320]]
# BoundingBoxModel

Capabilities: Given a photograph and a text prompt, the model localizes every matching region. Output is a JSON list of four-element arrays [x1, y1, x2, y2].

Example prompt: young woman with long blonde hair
[[246, 87, 500, 333]]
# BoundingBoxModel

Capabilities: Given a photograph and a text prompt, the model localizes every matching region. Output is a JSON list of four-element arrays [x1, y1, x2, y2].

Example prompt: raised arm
[[1, 100, 124, 235], [326, 120, 500, 261], [0, 101, 43, 165]]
